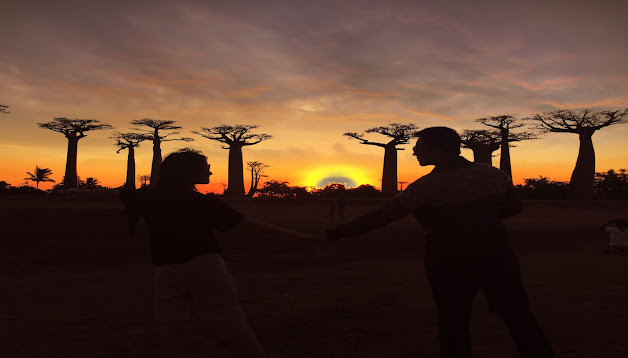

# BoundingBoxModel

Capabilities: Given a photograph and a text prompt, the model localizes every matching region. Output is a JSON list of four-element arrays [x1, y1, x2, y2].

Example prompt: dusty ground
[[1, 197, 627, 358]]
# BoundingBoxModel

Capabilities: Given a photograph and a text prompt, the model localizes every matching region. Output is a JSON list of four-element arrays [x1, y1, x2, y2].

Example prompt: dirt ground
[[1, 197, 627, 358]]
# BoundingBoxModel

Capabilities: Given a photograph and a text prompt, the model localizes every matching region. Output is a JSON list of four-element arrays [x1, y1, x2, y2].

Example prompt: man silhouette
[[326, 127, 554, 358]]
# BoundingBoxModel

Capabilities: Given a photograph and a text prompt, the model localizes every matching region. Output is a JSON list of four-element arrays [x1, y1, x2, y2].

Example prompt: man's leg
[[483, 255, 554, 358], [425, 257, 478, 358]]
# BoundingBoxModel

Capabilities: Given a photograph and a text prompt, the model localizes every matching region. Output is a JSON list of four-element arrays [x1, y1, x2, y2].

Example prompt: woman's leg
[[188, 254, 266, 357], [159, 320, 185, 358], [223, 318, 267, 358]]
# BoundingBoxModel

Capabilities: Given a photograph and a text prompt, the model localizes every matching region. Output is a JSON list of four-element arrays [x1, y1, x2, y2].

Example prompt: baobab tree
[[131, 119, 193, 186], [344, 123, 418, 195], [246, 161, 269, 197], [0, 104, 9, 114], [461, 130, 536, 166], [527, 108, 628, 204], [24, 166, 55, 188], [112, 132, 151, 189], [193, 125, 272, 197], [460, 130, 502, 165], [38, 118, 113, 188], [476, 115, 536, 178], [138, 174, 150, 187]]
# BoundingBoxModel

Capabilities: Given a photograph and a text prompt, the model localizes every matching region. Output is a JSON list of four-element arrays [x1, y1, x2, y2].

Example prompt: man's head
[[412, 127, 461, 166]]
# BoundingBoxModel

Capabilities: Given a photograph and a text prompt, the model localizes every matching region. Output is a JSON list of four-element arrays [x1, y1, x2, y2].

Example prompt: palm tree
[[81, 177, 102, 189], [24, 166, 55, 188]]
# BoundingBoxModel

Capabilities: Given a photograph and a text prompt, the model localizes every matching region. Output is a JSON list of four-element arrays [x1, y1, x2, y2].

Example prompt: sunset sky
[[2, 0, 628, 192]]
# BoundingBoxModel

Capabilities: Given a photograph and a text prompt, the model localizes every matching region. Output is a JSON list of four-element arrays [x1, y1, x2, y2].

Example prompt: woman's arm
[[227, 217, 317, 240]]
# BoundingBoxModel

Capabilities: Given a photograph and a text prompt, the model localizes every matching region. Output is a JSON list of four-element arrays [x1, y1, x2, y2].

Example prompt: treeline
[[515, 169, 628, 200], [2, 169, 627, 200], [251, 169, 628, 200]]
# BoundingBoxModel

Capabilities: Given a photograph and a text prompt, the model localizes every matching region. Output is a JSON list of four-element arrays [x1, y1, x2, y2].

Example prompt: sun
[[301, 165, 375, 189]]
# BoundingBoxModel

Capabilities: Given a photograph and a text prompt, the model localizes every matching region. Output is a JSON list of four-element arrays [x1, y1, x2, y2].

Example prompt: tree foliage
[[0, 104, 9, 114], [246, 161, 269, 197], [595, 169, 628, 200], [527, 109, 628, 133], [38, 118, 113, 138], [515, 176, 569, 200], [193, 125, 272, 147], [111, 132, 151, 153], [131, 119, 193, 142], [344, 123, 418, 148]]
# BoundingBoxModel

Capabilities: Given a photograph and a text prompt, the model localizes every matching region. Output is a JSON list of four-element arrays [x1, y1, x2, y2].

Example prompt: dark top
[[326, 158, 522, 255], [120, 187, 245, 266]]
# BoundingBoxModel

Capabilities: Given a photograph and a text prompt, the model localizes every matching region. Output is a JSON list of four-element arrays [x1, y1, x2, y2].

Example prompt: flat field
[[1, 197, 627, 358]]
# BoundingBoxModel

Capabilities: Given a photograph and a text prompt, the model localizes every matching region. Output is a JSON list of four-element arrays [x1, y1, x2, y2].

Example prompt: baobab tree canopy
[[38, 118, 113, 138], [461, 129, 536, 166], [193, 125, 272, 146], [131, 118, 193, 186], [475, 115, 535, 178], [193, 125, 272, 197], [37, 118, 113, 188], [344, 123, 418, 195], [527, 108, 628, 204]]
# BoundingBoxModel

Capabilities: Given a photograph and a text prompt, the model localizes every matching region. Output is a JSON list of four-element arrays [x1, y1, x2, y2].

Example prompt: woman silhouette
[[120, 150, 314, 358]]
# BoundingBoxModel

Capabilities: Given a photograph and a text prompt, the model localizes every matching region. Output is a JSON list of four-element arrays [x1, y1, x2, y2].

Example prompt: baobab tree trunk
[[150, 133, 162, 187], [499, 130, 512, 178], [569, 131, 596, 205], [125, 146, 136, 189], [64, 137, 79, 189], [381, 144, 398, 195], [227, 143, 245, 197], [471, 147, 493, 165], [246, 173, 259, 198]]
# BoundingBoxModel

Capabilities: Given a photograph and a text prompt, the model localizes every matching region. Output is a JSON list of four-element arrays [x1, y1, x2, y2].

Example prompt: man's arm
[[326, 198, 410, 240], [500, 187, 523, 219]]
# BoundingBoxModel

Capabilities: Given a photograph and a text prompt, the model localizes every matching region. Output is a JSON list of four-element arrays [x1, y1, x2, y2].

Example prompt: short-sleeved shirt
[[120, 188, 245, 266], [605, 226, 628, 248], [395, 159, 519, 248]]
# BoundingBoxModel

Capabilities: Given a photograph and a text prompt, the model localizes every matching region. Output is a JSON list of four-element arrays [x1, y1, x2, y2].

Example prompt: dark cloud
[[317, 176, 356, 188]]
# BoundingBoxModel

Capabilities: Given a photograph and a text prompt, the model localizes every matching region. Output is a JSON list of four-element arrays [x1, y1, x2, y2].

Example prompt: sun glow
[[301, 165, 376, 189]]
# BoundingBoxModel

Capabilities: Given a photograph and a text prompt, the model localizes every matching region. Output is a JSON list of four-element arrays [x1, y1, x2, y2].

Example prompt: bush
[[516, 176, 569, 200]]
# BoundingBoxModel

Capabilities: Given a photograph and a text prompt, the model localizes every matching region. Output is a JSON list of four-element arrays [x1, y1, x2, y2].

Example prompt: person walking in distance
[[326, 127, 554, 358], [120, 150, 315, 358]]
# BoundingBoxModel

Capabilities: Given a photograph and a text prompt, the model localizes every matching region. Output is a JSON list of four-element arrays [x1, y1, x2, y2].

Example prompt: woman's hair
[[157, 150, 208, 192], [613, 218, 628, 231], [415, 126, 461, 155]]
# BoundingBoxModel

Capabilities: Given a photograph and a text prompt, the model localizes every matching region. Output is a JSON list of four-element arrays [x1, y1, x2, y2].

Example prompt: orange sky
[[1, 1, 628, 192]]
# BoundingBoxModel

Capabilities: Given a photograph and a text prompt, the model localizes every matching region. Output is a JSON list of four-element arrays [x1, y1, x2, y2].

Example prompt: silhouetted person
[[326, 127, 554, 358], [336, 195, 346, 220], [602, 218, 628, 254], [121, 208, 138, 238], [120, 151, 314, 358], [328, 200, 336, 221]]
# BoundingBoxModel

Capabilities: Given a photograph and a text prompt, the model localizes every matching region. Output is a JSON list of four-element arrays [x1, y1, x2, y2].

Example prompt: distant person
[[602, 218, 628, 254], [120, 151, 315, 358], [328, 200, 336, 221], [121, 208, 138, 239], [326, 127, 554, 358], [336, 195, 346, 220]]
